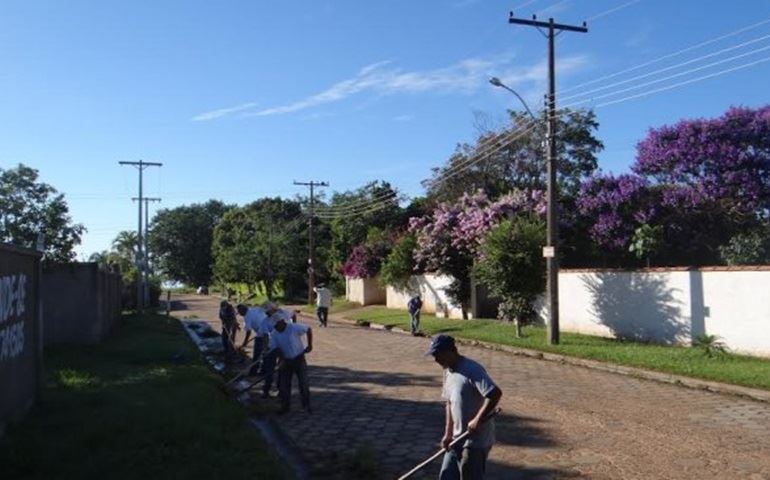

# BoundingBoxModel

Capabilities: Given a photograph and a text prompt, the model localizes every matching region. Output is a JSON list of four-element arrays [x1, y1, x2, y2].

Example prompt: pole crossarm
[[293, 180, 329, 305], [119, 160, 162, 312], [507, 12, 586, 345], [509, 13, 588, 33]]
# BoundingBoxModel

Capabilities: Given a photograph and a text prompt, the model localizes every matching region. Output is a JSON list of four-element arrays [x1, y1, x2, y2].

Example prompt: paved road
[[174, 295, 770, 479]]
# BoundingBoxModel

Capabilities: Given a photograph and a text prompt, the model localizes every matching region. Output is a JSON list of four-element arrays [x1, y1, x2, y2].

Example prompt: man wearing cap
[[268, 311, 313, 414], [237, 303, 267, 375], [427, 334, 502, 480]]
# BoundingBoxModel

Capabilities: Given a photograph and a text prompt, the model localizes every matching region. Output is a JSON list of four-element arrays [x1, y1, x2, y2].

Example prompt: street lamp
[[490, 75, 560, 345], [489, 77, 538, 122]]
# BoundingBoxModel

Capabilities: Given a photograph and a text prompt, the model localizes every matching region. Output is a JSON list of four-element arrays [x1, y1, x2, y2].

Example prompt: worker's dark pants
[[222, 327, 237, 359], [440, 446, 489, 480], [260, 348, 279, 395], [250, 336, 265, 375], [409, 311, 421, 334], [278, 354, 310, 411], [316, 307, 328, 327]]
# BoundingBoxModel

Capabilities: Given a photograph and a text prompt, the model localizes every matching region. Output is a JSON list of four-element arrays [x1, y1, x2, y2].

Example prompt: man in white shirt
[[237, 304, 267, 375], [257, 301, 286, 398], [268, 312, 313, 414], [313, 283, 332, 327]]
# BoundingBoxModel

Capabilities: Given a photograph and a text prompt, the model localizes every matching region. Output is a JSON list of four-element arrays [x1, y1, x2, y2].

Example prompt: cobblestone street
[[177, 295, 770, 479]]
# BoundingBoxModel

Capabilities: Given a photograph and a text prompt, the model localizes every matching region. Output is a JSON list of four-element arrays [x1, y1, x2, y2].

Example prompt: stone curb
[[297, 311, 770, 405]]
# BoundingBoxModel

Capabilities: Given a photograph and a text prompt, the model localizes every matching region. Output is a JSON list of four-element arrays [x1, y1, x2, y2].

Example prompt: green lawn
[[0, 313, 290, 480], [347, 307, 770, 391]]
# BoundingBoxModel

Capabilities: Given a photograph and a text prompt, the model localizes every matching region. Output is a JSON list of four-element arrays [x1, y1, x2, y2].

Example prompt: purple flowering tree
[[634, 105, 770, 217], [409, 190, 545, 316], [578, 106, 770, 266]]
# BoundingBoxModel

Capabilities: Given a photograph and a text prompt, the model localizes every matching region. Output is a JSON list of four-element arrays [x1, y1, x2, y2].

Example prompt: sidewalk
[[177, 295, 770, 479]]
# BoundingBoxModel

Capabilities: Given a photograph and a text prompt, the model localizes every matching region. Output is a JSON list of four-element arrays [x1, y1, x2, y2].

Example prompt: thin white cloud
[[393, 114, 414, 122], [193, 53, 589, 120], [244, 57, 501, 118], [191, 101, 259, 121]]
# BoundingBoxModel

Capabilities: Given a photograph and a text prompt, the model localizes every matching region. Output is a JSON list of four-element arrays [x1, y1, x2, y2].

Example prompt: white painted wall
[[385, 274, 466, 319], [345, 277, 386, 306], [558, 268, 770, 357]]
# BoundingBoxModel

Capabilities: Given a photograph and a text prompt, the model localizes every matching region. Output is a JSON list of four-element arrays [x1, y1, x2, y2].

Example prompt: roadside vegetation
[[0, 313, 289, 480], [344, 307, 770, 391]]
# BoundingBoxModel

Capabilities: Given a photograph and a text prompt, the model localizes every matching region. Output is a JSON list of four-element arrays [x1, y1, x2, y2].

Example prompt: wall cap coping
[[0, 242, 42, 258], [562, 265, 770, 273]]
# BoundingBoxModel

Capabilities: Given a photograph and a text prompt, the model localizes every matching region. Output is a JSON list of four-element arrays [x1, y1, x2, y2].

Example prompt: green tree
[[424, 109, 603, 204], [379, 233, 418, 290], [0, 163, 84, 262], [212, 198, 306, 300], [320, 181, 403, 289], [110, 230, 138, 280], [473, 216, 546, 337], [148, 200, 231, 286], [718, 225, 770, 265], [628, 224, 663, 267]]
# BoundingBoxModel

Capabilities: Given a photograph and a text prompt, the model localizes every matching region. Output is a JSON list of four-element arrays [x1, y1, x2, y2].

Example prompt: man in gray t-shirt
[[426, 334, 502, 480]]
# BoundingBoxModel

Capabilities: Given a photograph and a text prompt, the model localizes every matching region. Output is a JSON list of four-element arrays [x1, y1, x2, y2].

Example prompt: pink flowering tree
[[341, 229, 392, 279], [409, 190, 545, 317]]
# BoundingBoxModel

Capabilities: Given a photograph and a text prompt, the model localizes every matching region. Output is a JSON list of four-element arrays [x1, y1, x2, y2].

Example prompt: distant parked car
[[196, 285, 209, 295]]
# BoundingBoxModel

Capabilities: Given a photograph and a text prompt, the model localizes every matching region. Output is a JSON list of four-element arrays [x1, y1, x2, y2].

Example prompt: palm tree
[[112, 230, 138, 259]]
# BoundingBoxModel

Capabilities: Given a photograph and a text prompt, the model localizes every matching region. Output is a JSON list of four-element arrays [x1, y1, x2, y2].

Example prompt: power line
[[561, 15, 770, 94], [585, 0, 642, 22], [589, 54, 770, 109], [315, 197, 399, 219], [315, 190, 398, 214], [565, 42, 770, 107], [562, 32, 770, 102]]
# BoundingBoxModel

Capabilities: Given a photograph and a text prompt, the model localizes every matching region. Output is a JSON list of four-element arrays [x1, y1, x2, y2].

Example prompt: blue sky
[[1, 0, 770, 258]]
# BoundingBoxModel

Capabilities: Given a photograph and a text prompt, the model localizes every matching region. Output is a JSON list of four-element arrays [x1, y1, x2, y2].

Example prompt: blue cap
[[425, 334, 455, 356]]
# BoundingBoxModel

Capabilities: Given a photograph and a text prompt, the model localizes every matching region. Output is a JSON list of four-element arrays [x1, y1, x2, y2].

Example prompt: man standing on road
[[313, 283, 332, 327], [408, 294, 423, 336], [237, 304, 267, 375], [218, 300, 239, 362], [268, 311, 313, 414], [427, 334, 502, 480], [257, 301, 283, 398]]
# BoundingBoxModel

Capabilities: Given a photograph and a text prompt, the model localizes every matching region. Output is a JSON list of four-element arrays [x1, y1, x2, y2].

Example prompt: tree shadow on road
[[274, 364, 561, 479]]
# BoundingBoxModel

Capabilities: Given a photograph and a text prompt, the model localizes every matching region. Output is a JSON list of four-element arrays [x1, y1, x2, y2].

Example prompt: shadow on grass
[[0, 314, 288, 480]]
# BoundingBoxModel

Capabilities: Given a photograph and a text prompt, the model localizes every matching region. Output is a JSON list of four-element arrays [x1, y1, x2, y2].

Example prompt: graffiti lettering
[[0, 321, 25, 361], [0, 273, 27, 324]]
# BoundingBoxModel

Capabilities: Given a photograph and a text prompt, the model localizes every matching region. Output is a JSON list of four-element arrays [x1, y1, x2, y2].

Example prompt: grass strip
[[347, 307, 770, 391], [0, 313, 290, 480]]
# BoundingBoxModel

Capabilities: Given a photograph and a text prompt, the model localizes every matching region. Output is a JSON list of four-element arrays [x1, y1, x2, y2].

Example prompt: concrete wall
[[345, 277, 386, 306], [0, 244, 42, 437], [559, 267, 770, 357], [386, 274, 467, 319], [42, 263, 122, 345]]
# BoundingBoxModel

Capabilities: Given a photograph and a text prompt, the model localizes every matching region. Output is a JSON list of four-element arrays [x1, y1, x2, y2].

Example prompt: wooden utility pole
[[294, 180, 328, 304], [508, 12, 587, 344], [119, 160, 162, 312]]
